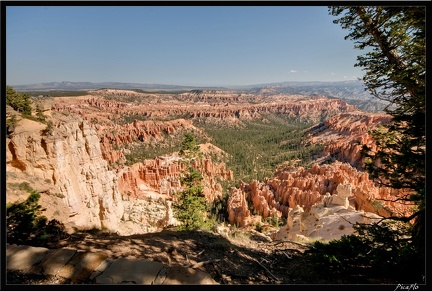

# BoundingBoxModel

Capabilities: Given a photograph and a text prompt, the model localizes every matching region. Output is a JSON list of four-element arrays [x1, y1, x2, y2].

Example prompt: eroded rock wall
[[227, 161, 413, 229], [6, 114, 124, 233], [117, 154, 233, 202], [6, 111, 233, 236], [306, 111, 392, 169], [98, 119, 199, 164]]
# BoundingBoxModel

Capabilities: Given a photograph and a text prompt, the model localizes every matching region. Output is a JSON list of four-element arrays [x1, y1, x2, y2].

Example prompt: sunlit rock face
[[270, 202, 382, 242], [306, 111, 392, 169], [7, 90, 412, 240], [226, 161, 413, 241], [51, 92, 358, 159], [117, 154, 233, 202], [6, 113, 124, 233], [6, 109, 233, 236]]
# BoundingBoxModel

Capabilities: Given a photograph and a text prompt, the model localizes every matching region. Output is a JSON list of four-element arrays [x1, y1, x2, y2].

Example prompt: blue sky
[[6, 5, 366, 87]]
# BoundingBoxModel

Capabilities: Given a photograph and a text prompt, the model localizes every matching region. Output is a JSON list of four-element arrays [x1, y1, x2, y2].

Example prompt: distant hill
[[12, 81, 227, 92], [249, 80, 390, 113], [11, 80, 390, 112]]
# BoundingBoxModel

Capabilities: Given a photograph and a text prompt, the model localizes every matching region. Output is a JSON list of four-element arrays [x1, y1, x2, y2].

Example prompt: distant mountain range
[[11, 80, 389, 112], [12, 80, 366, 92], [255, 80, 390, 113], [12, 81, 226, 91]]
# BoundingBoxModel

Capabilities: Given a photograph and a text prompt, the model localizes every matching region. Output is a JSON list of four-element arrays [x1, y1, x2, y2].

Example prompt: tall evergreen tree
[[173, 133, 208, 231], [179, 132, 202, 160], [329, 5, 425, 277]]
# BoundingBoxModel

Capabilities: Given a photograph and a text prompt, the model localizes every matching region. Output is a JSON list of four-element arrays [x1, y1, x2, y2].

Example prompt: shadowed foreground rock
[[6, 244, 218, 285]]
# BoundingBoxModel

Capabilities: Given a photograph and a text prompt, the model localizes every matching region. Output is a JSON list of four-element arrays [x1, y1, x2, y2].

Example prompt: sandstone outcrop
[[271, 198, 382, 242], [52, 91, 357, 128], [6, 89, 412, 242], [51, 91, 360, 169], [6, 109, 233, 236], [306, 111, 392, 169], [6, 111, 124, 233], [226, 161, 413, 238], [98, 118, 200, 164], [117, 154, 233, 202]]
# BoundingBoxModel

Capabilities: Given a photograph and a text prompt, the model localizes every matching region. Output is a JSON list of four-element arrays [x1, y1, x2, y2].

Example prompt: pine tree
[[6, 187, 68, 246], [6, 86, 32, 116], [179, 132, 202, 160], [173, 133, 209, 231], [35, 104, 47, 122], [328, 5, 425, 280]]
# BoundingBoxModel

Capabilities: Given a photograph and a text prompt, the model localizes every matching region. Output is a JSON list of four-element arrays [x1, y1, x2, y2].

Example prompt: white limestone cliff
[[6, 114, 125, 233], [271, 181, 382, 242]]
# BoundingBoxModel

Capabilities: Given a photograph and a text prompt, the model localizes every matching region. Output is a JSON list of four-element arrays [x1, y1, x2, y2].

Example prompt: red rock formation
[[6, 108, 233, 235], [49, 90, 412, 234], [51, 92, 359, 166], [306, 111, 392, 168], [227, 186, 252, 227], [52, 92, 357, 130], [227, 161, 413, 227], [117, 154, 233, 202], [8, 89, 417, 238], [97, 119, 199, 164]]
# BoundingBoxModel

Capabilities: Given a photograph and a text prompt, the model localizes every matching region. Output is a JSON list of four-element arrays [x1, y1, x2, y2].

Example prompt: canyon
[[5, 87, 413, 242]]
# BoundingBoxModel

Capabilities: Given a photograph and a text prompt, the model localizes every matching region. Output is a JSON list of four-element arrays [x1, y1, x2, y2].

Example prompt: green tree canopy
[[6, 189, 68, 247], [173, 133, 209, 231], [6, 85, 32, 116], [179, 132, 202, 160], [330, 4, 425, 231], [319, 6, 426, 282]]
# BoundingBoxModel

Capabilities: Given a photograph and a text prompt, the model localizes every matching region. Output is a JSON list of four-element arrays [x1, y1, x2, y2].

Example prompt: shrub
[[6, 114, 18, 136], [6, 86, 32, 116], [35, 104, 47, 123], [306, 221, 423, 282], [6, 189, 68, 247], [40, 120, 54, 136]]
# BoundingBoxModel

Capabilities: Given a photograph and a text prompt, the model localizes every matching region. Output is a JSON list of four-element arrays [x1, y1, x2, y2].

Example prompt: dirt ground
[[6, 227, 400, 285]]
